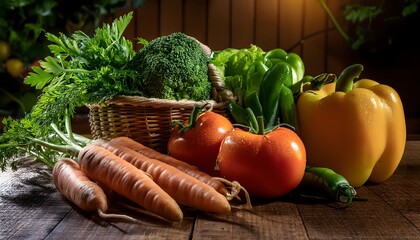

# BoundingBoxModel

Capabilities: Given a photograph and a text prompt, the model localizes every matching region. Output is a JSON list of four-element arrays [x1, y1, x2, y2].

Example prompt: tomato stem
[[256, 116, 265, 135], [245, 107, 268, 135], [171, 104, 209, 132]]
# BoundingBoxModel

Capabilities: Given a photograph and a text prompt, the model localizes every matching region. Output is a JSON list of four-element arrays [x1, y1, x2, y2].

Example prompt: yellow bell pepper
[[297, 64, 406, 187]]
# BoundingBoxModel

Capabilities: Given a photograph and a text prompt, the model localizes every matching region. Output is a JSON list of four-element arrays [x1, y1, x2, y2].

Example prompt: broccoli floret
[[129, 32, 211, 101]]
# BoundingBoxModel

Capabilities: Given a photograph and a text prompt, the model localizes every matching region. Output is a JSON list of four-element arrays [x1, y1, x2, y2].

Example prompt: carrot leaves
[[1, 12, 138, 170]]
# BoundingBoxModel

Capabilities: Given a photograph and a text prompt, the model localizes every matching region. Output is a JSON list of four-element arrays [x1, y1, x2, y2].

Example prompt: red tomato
[[168, 110, 234, 176], [217, 127, 306, 198]]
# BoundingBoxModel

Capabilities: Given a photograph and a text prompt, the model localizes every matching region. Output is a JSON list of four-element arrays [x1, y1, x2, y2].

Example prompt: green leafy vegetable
[[224, 45, 265, 79], [0, 113, 82, 171], [210, 45, 265, 105], [23, 12, 140, 131], [210, 48, 238, 79], [1, 12, 139, 170]]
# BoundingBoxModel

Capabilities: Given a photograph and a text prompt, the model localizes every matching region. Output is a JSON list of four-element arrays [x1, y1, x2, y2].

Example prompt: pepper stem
[[337, 184, 357, 204], [302, 73, 336, 92], [335, 64, 364, 93]]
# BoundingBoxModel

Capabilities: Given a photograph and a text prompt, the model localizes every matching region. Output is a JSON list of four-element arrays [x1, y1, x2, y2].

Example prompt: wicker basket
[[87, 35, 234, 153], [88, 96, 229, 153]]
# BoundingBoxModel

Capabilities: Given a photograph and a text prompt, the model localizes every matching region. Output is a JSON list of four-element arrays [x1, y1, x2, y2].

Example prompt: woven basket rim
[[87, 95, 227, 109]]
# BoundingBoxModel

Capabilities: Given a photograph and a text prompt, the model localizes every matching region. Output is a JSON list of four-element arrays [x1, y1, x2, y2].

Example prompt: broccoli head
[[129, 32, 211, 101]]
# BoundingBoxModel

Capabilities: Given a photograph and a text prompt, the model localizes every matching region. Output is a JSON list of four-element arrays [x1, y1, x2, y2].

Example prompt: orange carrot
[[109, 136, 228, 196], [91, 139, 231, 214], [52, 158, 108, 213], [52, 158, 143, 222], [77, 144, 183, 222]]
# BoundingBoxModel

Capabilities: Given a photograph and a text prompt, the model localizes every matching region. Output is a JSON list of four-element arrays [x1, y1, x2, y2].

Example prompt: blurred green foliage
[[0, 0, 143, 116], [342, 0, 419, 53]]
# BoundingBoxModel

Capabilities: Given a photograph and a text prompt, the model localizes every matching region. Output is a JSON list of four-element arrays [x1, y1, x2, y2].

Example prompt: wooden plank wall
[[111, 0, 352, 76], [109, 0, 420, 135]]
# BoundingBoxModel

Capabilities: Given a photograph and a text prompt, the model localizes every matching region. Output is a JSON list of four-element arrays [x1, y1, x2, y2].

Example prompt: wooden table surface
[[1, 141, 419, 240]]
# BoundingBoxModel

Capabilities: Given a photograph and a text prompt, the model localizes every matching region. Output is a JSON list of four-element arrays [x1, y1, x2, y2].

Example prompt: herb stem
[[50, 123, 83, 153], [29, 138, 79, 157], [318, 0, 350, 43], [65, 109, 76, 143], [63, 68, 91, 74], [20, 147, 55, 168], [73, 133, 92, 146]]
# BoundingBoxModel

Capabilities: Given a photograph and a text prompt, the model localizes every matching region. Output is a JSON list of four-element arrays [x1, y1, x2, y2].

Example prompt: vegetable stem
[[335, 64, 364, 93], [63, 68, 91, 74], [171, 104, 209, 132], [317, 0, 351, 43], [73, 133, 92, 146], [257, 116, 266, 135], [21, 147, 55, 168], [50, 123, 83, 153], [65, 109, 76, 143], [29, 138, 79, 157]]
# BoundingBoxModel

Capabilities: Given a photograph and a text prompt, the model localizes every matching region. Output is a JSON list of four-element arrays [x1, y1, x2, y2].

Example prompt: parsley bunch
[[25, 12, 140, 129], [1, 12, 140, 170]]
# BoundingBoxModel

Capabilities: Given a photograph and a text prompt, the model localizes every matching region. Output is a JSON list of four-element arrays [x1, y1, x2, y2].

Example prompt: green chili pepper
[[244, 91, 263, 118], [245, 107, 259, 134], [228, 100, 249, 126], [264, 48, 305, 86], [259, 62, 292, 130], [278, 85, 297, 130], [298, 166, 357, 205]]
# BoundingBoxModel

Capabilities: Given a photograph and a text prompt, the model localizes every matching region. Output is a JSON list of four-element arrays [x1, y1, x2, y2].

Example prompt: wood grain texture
[[279, 0, 304, 53], [135, 0, 160, 49], [207, 0, 230, 50], [192, 202, 309, 239], [1, 141, 419, 239], [254, 0, 278, 51], [160, 0, 184, 35], [301, 0, 326, 76], [184, 0, 208, 44], [231, 0, 255, 49], [0, 162, 70, 239]]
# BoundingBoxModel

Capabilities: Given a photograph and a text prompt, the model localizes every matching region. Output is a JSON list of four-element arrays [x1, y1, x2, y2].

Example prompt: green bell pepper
[[264, 48, 305, 86]]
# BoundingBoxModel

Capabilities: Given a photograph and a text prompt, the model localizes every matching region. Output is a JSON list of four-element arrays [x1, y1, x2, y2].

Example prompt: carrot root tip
[[116, 202, 182, 224], [212, 177, 252, 210], [97, 209, 144, 224]]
